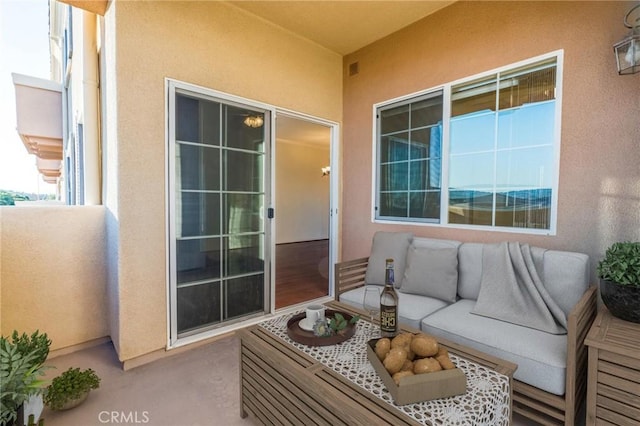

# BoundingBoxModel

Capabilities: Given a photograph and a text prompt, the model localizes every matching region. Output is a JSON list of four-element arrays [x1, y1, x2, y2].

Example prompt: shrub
[[597, 241, 640, 287], [44, 368, 100, 411], [0, 331, 50, 426]]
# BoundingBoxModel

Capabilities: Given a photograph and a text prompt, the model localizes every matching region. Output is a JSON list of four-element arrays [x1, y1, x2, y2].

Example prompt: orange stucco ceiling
[[57, 0, 455, 55], [228, 1, 456, 55]]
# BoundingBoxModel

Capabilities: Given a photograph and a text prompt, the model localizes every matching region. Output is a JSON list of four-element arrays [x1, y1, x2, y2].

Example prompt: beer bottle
[[380, 258, 398, 337]]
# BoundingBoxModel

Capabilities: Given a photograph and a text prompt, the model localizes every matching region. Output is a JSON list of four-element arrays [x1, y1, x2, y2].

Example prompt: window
[[377, 92, 443, 221], [374, 53, 561, 233]]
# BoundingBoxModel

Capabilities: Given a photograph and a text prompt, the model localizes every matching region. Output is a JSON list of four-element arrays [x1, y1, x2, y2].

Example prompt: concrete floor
[[42, 337, 257, 426], [40, 335, 539, 426]]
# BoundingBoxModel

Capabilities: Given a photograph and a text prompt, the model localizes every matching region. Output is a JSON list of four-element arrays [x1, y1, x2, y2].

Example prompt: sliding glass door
[[168, 82, 269, 340]]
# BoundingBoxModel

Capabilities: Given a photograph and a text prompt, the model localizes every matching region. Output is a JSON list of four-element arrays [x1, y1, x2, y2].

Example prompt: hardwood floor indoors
[[275, 239, 329, 309]]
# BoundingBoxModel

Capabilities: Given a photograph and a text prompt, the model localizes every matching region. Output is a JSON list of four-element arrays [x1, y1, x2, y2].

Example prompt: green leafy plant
[[44, 368, 100, 411], [328, 313, 359, 334], [313, 313, 359, 337], [0, 331, 51, 426], [597, 242, 640, 287], [9, 331, 51, 368]]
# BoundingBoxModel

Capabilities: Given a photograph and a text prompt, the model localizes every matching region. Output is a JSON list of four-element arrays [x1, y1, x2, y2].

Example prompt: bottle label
[[380, 303, 397, 332]]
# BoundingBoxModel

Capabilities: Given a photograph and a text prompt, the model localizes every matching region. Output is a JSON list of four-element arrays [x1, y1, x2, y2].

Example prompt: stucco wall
[[0, 206, 108, 350], [102, 6, 120, 357], [341, 1, 640, 280], [110, 1, 342, 361], [276, 140, 330, 244]]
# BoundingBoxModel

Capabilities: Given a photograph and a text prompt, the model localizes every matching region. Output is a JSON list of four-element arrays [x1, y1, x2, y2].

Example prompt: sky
[[0, 0, 56, 194]]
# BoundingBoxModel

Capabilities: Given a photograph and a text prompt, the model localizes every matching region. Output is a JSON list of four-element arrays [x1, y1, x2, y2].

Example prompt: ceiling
[[227, 1, 456, 56], [64, 1, 456, 145], [239, 1, 455, 144], [60, 1, 455, 53]]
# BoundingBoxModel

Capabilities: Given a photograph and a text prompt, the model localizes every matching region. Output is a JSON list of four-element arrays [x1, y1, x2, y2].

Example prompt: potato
[[391, 333, 413, 350], [390, 334, 416, 362], [388, 347, 407, 358], [375, 338, 391, 361], [401, 359, 414, 372], [436, 346, 449, 358], [406, 349, 416, 361], [383, 347, 407, 375], [436, 353, 456, 370], [410, 335, 439, 358], [392, 370, 414, 385], [413, 357, 442, 374]]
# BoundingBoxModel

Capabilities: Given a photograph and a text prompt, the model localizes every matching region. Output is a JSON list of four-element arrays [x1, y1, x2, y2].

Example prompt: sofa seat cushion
[[421, 299, 567, 395], [339, 285, 449, 330]]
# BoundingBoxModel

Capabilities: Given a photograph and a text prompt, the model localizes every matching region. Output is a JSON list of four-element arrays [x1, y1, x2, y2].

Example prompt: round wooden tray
[[286, 309, 357, 346]]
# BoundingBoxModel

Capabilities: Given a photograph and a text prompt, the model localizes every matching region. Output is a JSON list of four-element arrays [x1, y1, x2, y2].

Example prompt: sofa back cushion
[[539, 250, 590, 316], [458, 243, 484, 300], [412, 237, 461, 251], [400, 245, 459, 303], [364, 231, 413, 287], [457, 242, 590, 316]]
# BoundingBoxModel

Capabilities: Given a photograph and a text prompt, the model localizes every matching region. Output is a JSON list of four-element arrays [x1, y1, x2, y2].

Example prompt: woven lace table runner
[[260, 313, 510, 426]]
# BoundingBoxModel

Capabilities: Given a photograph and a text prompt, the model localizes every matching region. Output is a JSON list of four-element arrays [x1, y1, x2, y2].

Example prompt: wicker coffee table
[[239, 301, 516, 425]]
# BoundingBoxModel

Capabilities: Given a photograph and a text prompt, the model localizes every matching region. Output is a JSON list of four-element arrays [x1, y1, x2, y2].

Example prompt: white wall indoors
[[276, 138, 330, 244]]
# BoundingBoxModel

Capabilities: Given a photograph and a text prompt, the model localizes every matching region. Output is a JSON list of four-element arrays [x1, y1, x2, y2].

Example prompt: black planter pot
[[8, 404, 24, 426], [600, 280, 640, 323]]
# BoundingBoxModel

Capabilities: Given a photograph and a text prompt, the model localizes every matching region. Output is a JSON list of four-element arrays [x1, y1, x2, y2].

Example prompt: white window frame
[[371, 50, 563, 236]]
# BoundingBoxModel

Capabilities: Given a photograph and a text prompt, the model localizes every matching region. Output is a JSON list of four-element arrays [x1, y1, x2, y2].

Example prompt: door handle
[[267, 207, 274, 219]]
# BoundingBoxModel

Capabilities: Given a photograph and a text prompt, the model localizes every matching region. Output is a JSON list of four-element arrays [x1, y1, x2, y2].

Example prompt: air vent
[[349, 62, 359, 76]]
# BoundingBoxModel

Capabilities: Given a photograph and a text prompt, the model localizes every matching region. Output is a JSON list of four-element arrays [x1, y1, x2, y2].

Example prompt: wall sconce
[[321, 166, 330, 176], [614, 3, 640, 75], [244, 115, 264, 128]]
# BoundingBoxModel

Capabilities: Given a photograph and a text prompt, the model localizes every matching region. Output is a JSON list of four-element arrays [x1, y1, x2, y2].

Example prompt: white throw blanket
[[472, 242, 567, 335]]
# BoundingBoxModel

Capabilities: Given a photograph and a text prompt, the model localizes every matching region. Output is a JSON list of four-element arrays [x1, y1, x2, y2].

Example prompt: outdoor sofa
[[335, 232, 598, 425]]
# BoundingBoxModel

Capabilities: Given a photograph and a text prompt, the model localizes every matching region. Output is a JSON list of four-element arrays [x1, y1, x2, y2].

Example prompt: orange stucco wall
[[341, 1, 640, 280], [106, 1, 342, 362], [0, 206, 108, 351]]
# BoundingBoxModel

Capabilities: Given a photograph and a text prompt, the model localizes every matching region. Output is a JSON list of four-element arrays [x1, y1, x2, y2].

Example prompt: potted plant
[[44, 368, 100, 411], [597, 241, 640, 323], [0, 331, 51, 426]]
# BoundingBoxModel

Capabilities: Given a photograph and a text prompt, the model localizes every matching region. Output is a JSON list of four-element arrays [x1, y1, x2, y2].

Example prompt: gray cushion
[[540, 250, 589, 317], [457, 243, 589, 313], [471, 242, 567, 335], [421, 299, 567, 395], [457, 243, 484, 300], [400, 245, 458, 303], [364, 231, 413, 287], [412, 237, 461, 250], [339, 286, 448, 330]]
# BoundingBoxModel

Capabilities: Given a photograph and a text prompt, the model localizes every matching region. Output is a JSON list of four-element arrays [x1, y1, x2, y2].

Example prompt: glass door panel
[[172, 89, 268, 338], [177, 282, 221, 334]]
